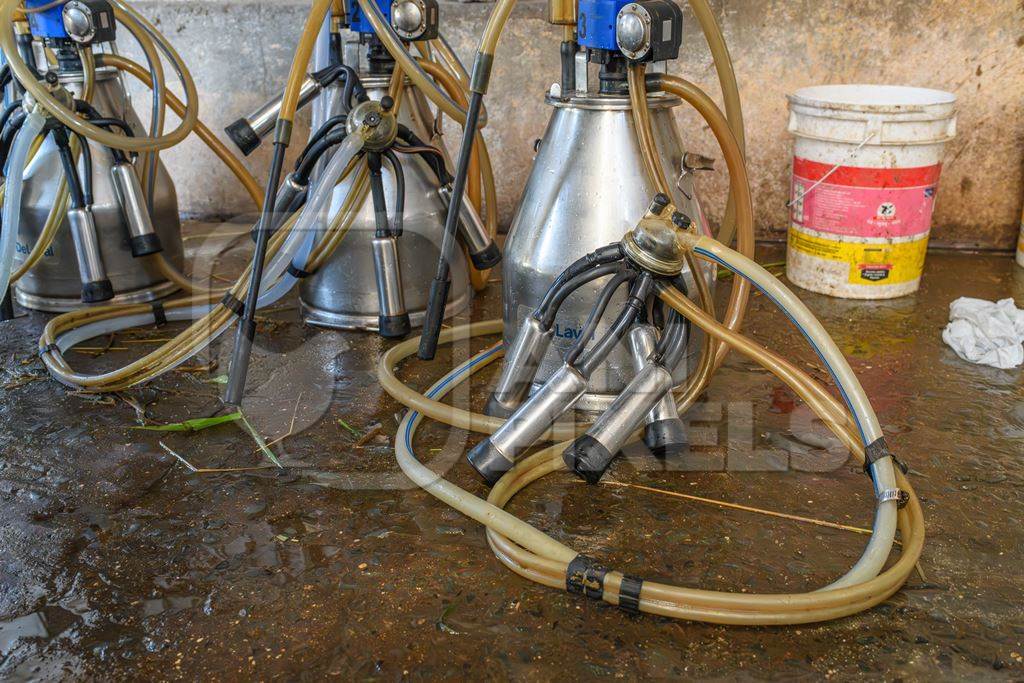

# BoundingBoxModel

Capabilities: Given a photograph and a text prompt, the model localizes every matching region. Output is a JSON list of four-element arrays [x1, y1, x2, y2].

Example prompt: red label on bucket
[[791, 158, 941, 239]]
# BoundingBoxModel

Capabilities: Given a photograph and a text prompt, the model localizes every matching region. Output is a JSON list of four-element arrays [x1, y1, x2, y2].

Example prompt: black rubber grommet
[[129, 233, 163, 258], [226, 118, 261, 157], [81, 279, 114, 303], [469, 242, 502, 271], [483, 392, 516, 419], [378, 314, 411, 340], [563, 434, 616, 485], [643, 418, 689, 459], [467, 439, 514, 486]]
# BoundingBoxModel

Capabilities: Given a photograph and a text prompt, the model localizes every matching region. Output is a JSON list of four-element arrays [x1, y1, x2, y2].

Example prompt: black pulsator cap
[[671, 211, 694, 230], [469, 242, 503, 271], [225, 119, 261, 157], [81, 279, 115, 304], [649, 193, 671, 215], [129, 233, 163, 258], [378, 313, 411, 340], [644, 418, 689, 459], [563, 434, 617, 485]]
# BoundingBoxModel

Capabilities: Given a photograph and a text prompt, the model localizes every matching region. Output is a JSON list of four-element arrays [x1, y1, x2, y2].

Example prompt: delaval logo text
[[554, 322, 583, 341]]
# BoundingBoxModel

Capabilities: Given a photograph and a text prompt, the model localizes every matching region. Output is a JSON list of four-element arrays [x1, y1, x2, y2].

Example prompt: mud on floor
[[0, 247, 1023, 679]]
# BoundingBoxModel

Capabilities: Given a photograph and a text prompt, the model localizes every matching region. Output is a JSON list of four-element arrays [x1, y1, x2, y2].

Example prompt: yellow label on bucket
[[789, 229, 929, 286]]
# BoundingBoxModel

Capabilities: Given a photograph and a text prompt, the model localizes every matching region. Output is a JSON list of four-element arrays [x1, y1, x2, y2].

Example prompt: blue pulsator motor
[[346, 0, 392, 35], [577, 0, 630, 51], [25, 0, 69, 39]]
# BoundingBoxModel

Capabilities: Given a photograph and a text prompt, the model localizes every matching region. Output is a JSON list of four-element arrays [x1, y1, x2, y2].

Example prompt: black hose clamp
[[566, 555, 608, 601], [618, 575, 644, 614], [220, 293, 246, 318], [286, 263, 313, 280], [151, 301, 168, 327], [863, 437, 909, 477]]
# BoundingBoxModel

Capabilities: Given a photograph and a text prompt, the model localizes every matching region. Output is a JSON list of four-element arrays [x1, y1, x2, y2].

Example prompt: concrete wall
[[136, 0, 1024, 249]]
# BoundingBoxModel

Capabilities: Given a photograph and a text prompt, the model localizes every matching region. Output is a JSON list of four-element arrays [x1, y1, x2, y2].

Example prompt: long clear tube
[[686, 0, 746, 248], [41, 137, 364, 390], [683, 234, 898, 588], [0, 109, 44, 299], [383, 311, 919, 623], [256, 136, 361, 305], [0, 0, 199, 152]]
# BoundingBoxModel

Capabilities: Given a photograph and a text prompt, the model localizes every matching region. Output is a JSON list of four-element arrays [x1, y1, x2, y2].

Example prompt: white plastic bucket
[[786, 84, 957, 299]]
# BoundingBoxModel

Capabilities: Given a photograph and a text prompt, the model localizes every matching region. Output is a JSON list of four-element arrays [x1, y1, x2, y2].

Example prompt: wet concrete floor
[[0, 238, 1022, 680]]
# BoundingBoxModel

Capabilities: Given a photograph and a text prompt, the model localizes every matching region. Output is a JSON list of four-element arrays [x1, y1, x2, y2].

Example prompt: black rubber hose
[[0, 111, 27, 174], [314, 63, 366, 110], [653, 305, 675, 357], [299, 114, 347, 167], [564, 268, 636, 367], [538, 261, 625, 329], [536, 244, 624, 317], [654, 308, 686, 366], [72, 131, 94, 206], [663, 314, 692, 372], [52, 127, 87, 209], [367, 152, 390, 238], [73, 101, 135, 163], [294, 128, 348, 184], [577, 273, 654, 376], [224, 137, 289, 407], [382, 148, 405, 237], [0, 101, 22, 137]]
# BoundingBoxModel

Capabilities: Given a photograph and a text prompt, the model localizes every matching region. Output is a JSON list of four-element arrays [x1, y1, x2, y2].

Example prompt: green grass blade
[[135, 411, 243, 432], [238, 412, 283, 469]]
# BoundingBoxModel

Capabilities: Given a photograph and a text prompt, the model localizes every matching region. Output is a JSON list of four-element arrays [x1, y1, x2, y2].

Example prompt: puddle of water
[[0, 606, 81, 657]]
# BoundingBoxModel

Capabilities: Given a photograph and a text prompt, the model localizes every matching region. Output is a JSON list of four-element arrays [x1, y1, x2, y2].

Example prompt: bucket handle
[[786, 131, 877, 208]]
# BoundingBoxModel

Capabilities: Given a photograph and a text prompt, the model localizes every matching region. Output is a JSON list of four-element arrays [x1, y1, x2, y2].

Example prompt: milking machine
[[12, 0, 926, 626], [219, 0, 500, 403], [469, 194, 698, 485], [0, 0, 189, 315], [24, 0, 496, 400], [380, 0, 925, 624], [223, 2, 500, 336]]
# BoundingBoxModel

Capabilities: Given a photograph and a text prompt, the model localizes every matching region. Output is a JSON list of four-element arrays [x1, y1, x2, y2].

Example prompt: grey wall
[[136, 0, 1024, 249]]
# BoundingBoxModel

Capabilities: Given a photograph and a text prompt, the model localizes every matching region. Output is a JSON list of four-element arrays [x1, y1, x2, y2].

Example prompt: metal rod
[[418, 90, 484, 360], [224, 139, 289, 407]]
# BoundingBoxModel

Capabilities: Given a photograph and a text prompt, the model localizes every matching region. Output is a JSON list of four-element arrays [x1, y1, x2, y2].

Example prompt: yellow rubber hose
[[381, 310, 922, 624], [357, 0, 485, 127], [94, 53, 263, 207], [0, 0, 198, 152], [627, 63, 719, 408], [650, 73, 755, 370], [686, 0, 746, 249]]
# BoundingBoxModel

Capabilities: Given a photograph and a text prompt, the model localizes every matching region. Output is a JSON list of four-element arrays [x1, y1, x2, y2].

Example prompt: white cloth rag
[[942, 297, 1024, 369]]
